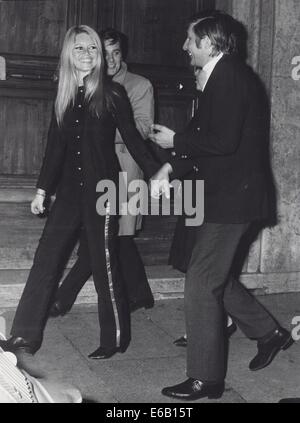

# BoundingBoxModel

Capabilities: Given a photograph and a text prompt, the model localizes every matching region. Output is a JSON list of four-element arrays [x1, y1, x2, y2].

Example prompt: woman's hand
[[31, 191, 46, 215], [150, 162, 173, 199]]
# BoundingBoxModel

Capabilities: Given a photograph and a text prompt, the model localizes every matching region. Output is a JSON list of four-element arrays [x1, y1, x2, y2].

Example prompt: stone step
[[0, 177, 182, 309], [0, 174, 36, 202], [0, 192, 177, 268], [1, 176, 300, 308], [1, 265, 300, 309], [0, 265, 185, 308]]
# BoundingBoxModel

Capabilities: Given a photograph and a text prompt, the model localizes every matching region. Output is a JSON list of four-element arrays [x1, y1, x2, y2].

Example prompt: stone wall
[[216, 0, 300, 292]]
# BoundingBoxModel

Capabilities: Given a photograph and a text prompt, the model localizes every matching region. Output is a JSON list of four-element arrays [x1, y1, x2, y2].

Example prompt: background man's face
[[104, 40, 122, 76]]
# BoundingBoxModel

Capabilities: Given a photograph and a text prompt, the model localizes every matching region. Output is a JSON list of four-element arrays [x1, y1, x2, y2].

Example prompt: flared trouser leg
[[118, 236, 154, 306], [84, 205, 131, 351], [54, 227, 93, 312], [56, 234, 153, 313], [11, 200, 82, 350]]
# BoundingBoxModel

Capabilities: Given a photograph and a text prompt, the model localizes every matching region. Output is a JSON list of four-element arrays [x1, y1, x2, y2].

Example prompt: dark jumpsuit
[[10, 86, 152, 353]]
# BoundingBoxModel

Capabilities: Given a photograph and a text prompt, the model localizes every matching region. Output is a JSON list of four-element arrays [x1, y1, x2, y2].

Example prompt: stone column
[[215, 0, 300, 292], [216, 0, 275, 90], [260, 1, 300, 289]]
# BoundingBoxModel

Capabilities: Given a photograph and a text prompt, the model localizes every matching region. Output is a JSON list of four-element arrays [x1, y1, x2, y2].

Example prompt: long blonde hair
[[55, 25, 106, 125]]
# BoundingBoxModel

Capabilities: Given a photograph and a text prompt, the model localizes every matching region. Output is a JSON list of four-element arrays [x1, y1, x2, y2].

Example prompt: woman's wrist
[[163, 162, 173, 174]]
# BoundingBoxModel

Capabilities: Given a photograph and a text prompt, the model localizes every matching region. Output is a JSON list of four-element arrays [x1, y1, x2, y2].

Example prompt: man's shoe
[[174, 322, 237, 347], [161, 378, 224, 401], [129, 297, 154, 313], [249, 327, 294, 371], [173, 336, 187, 347], [49, 300, 68, 318], [0, 336, 35, 354], [88, 346, 125, 359], [227, 322, 237, 337]]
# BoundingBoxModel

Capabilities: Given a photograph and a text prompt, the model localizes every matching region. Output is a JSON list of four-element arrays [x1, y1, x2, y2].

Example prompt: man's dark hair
[[190, 10, 239, 56], [100, 28, 129, 59]]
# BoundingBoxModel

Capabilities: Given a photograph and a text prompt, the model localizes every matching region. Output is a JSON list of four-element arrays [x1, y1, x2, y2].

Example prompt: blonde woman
[[0, 25, 162, 360]]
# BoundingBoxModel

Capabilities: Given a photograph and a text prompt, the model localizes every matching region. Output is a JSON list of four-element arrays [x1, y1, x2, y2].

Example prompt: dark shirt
[[37, 81, 161, 208], [56, 87, 85, 204]]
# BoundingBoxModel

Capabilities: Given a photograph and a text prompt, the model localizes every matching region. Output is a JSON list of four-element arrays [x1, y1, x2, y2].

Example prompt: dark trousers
[[55, 235, 153, 312], [185, 223, 278, 382], [11, 199, 130, 352]]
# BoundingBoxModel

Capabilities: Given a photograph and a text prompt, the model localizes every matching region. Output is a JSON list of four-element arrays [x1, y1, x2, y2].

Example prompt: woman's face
[[72, 32, 99, 81]]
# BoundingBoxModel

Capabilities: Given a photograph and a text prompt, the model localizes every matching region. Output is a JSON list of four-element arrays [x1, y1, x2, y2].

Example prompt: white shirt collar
[[202, 52, 224, 90]]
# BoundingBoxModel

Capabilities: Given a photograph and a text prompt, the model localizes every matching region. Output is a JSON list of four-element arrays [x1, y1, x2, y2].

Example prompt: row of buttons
[[74, 91, 84, 188], [172, 151, 199, 172], [171, 150, 188, 160]]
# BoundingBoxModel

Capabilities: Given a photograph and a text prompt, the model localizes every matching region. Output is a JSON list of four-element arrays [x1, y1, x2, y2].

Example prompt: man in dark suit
[[150, 12, 294, 401]]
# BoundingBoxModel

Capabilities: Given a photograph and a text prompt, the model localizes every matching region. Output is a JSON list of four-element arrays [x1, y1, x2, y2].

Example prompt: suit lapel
[[189, 56, 234, 126], [202, 54, 231, 94]]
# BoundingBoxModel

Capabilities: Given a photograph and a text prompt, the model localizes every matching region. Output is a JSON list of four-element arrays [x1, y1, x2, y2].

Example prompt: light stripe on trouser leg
[[104, 202, 121, 348]]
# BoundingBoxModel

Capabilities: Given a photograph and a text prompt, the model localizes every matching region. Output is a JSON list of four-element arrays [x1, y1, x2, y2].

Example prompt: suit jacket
[[169, 54, 271, 224]]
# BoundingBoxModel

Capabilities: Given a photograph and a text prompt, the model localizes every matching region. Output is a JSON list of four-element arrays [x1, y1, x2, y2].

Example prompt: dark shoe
[[249, 327, 294, 371], [129, 297, 154, 313], [174, 322, 237, 347], [161, 378, 224, 401], [49, 300, 68, 318], [227, 322, 237, 337], [173, 336, 187, 347], [0, 336, 35, 355], [88, 346, 125, 360]]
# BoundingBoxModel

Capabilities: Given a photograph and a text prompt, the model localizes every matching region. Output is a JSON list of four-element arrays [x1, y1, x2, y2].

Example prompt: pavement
[[0, 293, 299, 404]]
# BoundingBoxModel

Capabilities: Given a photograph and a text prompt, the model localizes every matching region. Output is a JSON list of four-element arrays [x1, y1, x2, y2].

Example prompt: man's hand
[[31, 192, 45, 215], [150, 162, 173, 199], [149, 124, 175, 149]]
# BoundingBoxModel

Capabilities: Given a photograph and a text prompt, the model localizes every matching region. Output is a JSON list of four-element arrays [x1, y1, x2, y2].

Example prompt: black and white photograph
[[0, 0, 299, 406]]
